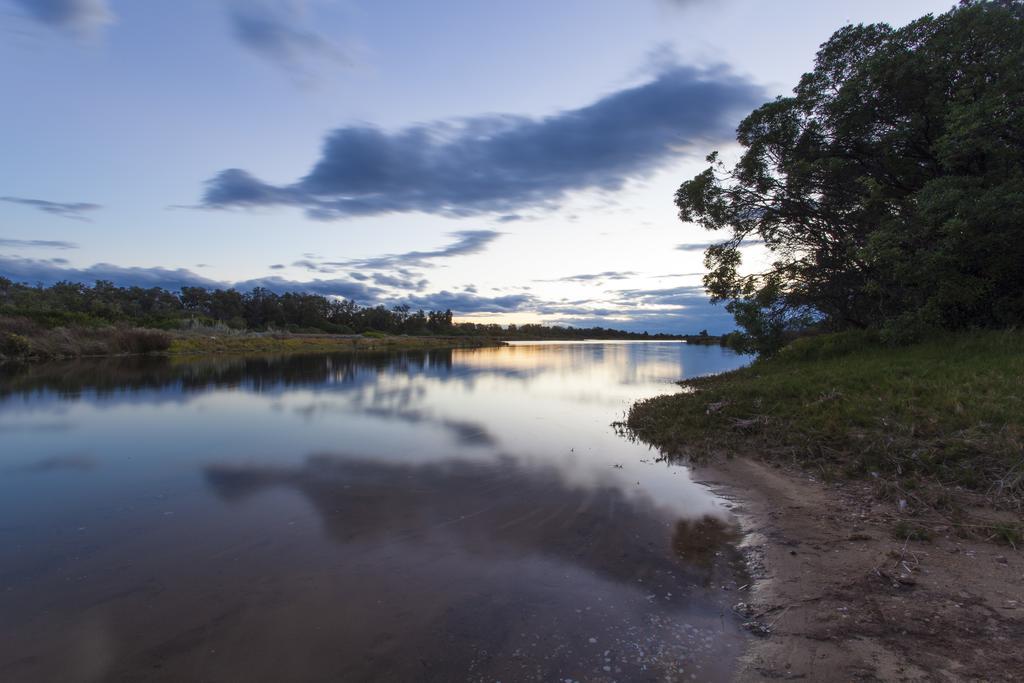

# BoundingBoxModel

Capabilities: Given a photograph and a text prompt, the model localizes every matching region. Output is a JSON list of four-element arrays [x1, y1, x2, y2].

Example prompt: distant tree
[[677, 0, 1024, 351], [1, 278, 692, 340]]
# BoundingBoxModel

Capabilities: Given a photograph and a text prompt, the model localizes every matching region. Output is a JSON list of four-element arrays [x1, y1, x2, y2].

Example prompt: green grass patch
[[624, 330, 1024, 510]]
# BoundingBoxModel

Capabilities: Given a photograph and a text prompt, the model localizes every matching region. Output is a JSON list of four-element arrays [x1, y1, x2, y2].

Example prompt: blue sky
[[1, 0, 952, 333]]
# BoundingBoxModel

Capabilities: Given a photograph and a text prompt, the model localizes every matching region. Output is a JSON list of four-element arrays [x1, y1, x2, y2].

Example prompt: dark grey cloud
[[0, 255, 527, 315], [538, 270, 638, 283], [201, 65, 765, 219], [233, 275, 382, 301], [10, 0, 114, 36], [399, 291, 535, 314], [1, 196, 101, 221], [0, 238, 78, 249], [0, 255, 223, 291], [371, 273, 428, 291], [0, 254, 382, 302], [227, 0, 346, 75]]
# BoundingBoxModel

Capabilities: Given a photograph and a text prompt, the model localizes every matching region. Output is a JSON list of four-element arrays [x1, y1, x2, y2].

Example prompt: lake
[[0, 341, 753, 682]]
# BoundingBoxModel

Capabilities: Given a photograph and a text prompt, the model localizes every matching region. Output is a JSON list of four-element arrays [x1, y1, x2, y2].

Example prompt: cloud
[[0, 255, 222, 290], [399, 291, 536, 314], [0, 254, 383, 300], [348, 230, 501, 269], [0, 238, 78, 249], [611, 284, 713, 308], [371, 273, 428, 291], [201, 64, 765, 219], [233, 275, 382, 301], [296, 230, 502, 274], [226, 0, 346, 76], [9, 0, 114, 37], [538, 270, 638, 283], [676, 239, 765, 252], [1, 196, 101, 221]]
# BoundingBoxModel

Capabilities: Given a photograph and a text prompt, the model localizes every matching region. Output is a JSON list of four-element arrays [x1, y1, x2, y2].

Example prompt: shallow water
[[0, 341, 753, 682]]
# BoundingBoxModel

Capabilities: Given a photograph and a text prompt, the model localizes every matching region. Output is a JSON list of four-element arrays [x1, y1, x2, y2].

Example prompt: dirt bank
[[693, 458, 1023, 682]]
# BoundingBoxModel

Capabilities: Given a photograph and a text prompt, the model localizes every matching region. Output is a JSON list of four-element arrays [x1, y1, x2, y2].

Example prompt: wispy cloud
[[0, 238, 79, 249], [676, 239, 764, 252], [9, 0, 114, 37], [611, 284, 711, 307], [347, 230, 502, 270], [201, 64, 765, 219], [226, 0, 346, 78], [1, 196, 101, 222], [536, 270, 638, 283], [295, 230, 502, 275]]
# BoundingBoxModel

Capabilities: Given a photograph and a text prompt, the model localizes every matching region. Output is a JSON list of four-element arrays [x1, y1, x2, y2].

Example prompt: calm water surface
[[1, 341, 753, 682]]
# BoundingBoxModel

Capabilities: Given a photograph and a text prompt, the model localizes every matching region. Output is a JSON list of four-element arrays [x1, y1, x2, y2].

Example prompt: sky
[[0, 0, 953, 334]]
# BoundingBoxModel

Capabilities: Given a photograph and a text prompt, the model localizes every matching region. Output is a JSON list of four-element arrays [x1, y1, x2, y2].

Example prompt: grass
[[624, 330, 1024, 520]]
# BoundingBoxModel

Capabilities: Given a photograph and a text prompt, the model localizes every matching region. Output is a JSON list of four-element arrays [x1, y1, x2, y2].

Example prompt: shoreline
[[0, 332, 506, 363], [166, 333, 504, 357], [694, 457, 1023, 681]]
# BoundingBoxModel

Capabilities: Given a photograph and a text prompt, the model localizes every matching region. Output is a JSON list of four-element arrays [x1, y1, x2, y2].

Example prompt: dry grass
[[0, 316, 171, 360]]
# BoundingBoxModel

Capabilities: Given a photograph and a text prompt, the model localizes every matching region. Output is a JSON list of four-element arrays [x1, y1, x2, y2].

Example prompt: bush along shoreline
[[621, 330, 1024, 545], [0, 319, 510, 363]]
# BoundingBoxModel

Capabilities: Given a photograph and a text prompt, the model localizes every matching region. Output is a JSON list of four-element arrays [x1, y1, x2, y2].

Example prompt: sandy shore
[[693, 458, 1023, 682]]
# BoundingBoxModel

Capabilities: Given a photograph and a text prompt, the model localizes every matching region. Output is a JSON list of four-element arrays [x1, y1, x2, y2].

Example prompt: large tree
[[678, 0, 1024, 351]]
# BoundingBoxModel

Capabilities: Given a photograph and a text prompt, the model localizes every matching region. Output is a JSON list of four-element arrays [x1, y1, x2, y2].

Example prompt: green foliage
[[677, 1, 1024, 352]]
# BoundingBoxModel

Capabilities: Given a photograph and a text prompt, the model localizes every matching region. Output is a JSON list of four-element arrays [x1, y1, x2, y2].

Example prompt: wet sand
[[695, 458, 1024, 682]]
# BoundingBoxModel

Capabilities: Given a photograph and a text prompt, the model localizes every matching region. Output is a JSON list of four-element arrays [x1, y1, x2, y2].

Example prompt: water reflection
[[0, 342, 752, 682]]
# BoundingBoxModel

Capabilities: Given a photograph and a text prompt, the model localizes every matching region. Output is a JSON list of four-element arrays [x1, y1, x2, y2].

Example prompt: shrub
[[0, 332, 32, 358], [114, 328, 172, 354]]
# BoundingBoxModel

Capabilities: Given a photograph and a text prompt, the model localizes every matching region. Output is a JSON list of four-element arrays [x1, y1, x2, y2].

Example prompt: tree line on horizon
[[679, 0, 1024, 353], [0, 277, 698, 341]]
